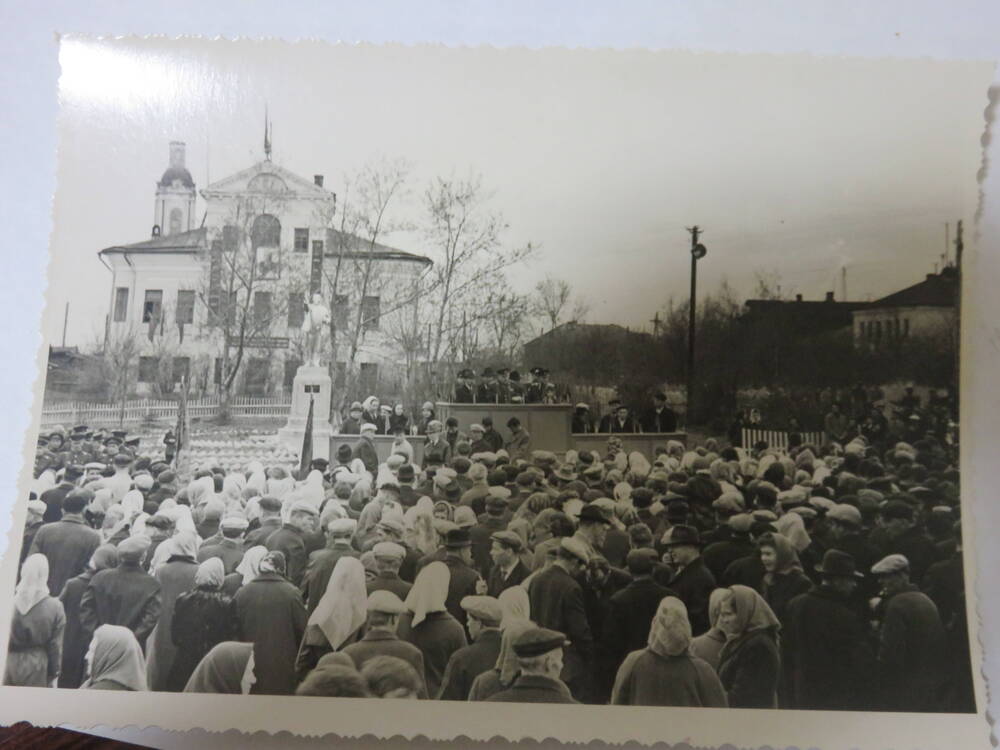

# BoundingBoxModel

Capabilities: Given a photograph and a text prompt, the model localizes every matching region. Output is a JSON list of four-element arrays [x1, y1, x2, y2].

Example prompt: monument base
[[277, 365, 334, 461]]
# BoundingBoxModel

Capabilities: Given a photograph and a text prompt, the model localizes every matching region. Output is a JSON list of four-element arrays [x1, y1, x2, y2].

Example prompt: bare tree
[[753, 267, 784, 300], [533, 275, 590, 332]]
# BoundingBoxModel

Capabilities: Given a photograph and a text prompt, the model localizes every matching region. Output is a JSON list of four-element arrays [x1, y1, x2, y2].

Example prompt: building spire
[[264, 106, 272, 160]]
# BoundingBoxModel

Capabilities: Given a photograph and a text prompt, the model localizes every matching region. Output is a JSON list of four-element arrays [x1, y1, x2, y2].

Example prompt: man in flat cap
[[702, 513, 756, 582], [367, 542, 412, 600], [870, 553, 948, 712], [782, 549, 873, 710], [527, 537, 595, 701], [603, 549, 676, 672], [80, 535, 161, 650], [265, 499, 319, 588], [642, 391, 678, 434], [29, 488, 101, 595], [198, 515, 249, 574], [454, 369, 476, 404], [485, 627, 577, 703], [659, 525, 715, 636], [875, 499, 937, 583], [438, 595, 504, 700], [302, 517, 360, 615], [342, 591, 427, 698], [825, 503, 881, 603], [244, 495, 284, 548], [470, 487, 512, 576], [486, 530, 530, 597]]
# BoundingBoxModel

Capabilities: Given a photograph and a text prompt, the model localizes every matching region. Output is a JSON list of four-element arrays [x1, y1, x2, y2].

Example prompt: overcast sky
[[47, 37, 989, 346]]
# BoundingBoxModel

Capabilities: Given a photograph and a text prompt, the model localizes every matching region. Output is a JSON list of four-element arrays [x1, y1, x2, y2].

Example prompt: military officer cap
[[367, 590, 406, 615], [871, 553, 910, 576], [512, 627, 570, 658], [372, 541, 406, 560], [460, 595, 503, 625]]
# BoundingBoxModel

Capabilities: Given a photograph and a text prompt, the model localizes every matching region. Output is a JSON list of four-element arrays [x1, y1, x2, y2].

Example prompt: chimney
[[795, 294, 803, 302], [169, 141, 186, 168], [314, 174, 324, 187], [825, 291, 834, 302]]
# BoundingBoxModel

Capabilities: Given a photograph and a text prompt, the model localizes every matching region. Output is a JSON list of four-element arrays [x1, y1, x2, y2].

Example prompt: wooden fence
[[741, 428, 826, 453], [40, 396, 293, 427]]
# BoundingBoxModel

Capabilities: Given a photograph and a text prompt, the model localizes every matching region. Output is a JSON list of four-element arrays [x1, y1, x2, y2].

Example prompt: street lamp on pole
[[686, 226, 707, 428]]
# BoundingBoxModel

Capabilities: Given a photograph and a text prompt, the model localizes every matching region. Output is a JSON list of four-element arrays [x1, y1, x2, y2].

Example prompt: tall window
[[113, 287, 129, 322], [245, 358, 270, 395], [359, 362, 378, 394], [172, 356, 190, 385], [333, 294, 349, 329], [138, 356, 158, 383], [176, 290, 195, 325], [294, 228, 310, 252], [142, 290, 163, 323], [251, 214, 281, 248], [287, 292, 305, 328], [361, 296, 381, 332], [253, 291, 273, 328], [169, 207, 183, 235]]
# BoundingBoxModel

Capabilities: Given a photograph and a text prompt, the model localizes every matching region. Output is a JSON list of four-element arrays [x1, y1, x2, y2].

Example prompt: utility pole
[[686, 226, 708, 427], [954, 219, 962, 416], [841, 266, 847, 301], [650, 311, 661, 337], [61, 302, 69, 347]]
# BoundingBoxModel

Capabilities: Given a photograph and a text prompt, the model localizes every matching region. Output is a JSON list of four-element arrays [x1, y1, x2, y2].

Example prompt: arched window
[[169, 207, 182, 235], [251, 214, 281, 248], [247, 173, 288, 193]]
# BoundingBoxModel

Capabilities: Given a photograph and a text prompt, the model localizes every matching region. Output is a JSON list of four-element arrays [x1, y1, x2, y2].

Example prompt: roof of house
[[326, 228, 431, 265], [99, 227, 208, 256], [867, 267, 958, 309]]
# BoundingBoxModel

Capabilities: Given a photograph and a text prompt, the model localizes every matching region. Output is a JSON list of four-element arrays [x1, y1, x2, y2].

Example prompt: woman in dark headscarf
[[82, 624, 147, 691], [757, 532, 812, 626], [58, 544, 119, 688], [611, 597, 727, 707], [166, 558, 237, 691], [716, 585, 782, 708], [5, 554, 65, 687], [184, 641, 256, 694]]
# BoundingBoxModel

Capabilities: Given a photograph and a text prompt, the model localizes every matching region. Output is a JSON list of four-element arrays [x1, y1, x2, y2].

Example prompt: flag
[[174, 376, 189, 468], [299, 394, 314, 476]]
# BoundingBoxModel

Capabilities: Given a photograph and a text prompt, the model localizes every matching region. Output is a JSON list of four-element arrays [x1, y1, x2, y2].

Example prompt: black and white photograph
[[0, 34, 992, 748]]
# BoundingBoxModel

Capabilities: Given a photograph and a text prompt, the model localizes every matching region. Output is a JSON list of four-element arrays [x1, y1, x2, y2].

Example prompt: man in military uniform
[[507, 370, 524, 403], [524, 367, 546, 404], [454, 369, 476, 403], [495, 368, 512, 404], [476, 368, 499, 405]]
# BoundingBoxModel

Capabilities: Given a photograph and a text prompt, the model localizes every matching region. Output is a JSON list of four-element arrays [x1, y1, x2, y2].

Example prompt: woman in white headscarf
[[295, 557, 367, 680], [100, 504, 129, 545], [266, 466, 295, 499], [404, 496, 438, 557], [82, 624, 148, 691], [396, 561, 467, 698], [611, 596, 727, 707], [167, 558, 236, 691], [188, 475, 215, 507], [498, 586, 530, 629], [223, 545, 267, 598], [4, 554, 66, 687], [146, 530, 200, 690], [299, 470, 325, 510]]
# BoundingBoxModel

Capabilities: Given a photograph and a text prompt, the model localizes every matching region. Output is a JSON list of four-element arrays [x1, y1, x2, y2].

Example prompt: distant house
[[741, 291, 871, 338], [45, 346, 98, 401], [852, 267, 958, 348], [521, 321, 656, 385]]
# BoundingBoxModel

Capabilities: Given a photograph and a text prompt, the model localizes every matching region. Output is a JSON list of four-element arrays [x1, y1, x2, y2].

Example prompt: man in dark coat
[[527, 538, 595, 701], [343, 590, 427, 697], [265, 500, 319, 588], [244, 496, 283, 548], [340, 403, 364, 434], [782, 549, 874, 710], [21, 500, 46, 565], [454, 370, 476, 403], [660, 525, 716, 635], [603, 550, 675, 669], [685, 457, 723, 507], [366, 542, 412, 600], [438, 596, 504, 700], [441, 528, 482, 628], [353, 424, 380, 475], [39, 465, 83, 522], [486, 627, 578, 704], [642, 392, 678, 433], [29, 489, 101, 595], [233, 552, 308, 695], [486, 531, 530, 597], [80, 536, 162, 650], [197, 516, 248, 574], [871, 553, 949, 712], [875, 501, 938, 583], [470, 491, 511, 576], [302, 518, 360, 614], [480, 416, 504, 452], [703, 513, 756, 581]]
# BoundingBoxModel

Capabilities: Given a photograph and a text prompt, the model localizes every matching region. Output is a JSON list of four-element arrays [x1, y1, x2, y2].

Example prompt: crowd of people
[[6, 414, 972, 713]]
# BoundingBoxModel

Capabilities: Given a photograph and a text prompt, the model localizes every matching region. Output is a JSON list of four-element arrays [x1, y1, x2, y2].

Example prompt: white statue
[[301, 293, 331, 366]]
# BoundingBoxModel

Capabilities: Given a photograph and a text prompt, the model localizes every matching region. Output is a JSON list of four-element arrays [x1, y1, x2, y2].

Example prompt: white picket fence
[[741, 428, 826, 452], [40, 396, 292, 427]]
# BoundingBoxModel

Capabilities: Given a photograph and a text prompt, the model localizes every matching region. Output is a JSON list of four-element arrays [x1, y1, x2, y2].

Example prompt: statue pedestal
[[277, 365, 334, 461]]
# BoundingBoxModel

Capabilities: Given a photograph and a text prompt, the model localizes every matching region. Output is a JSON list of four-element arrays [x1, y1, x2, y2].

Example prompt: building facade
[[852, 267, 958, 348], [100, 142, 431, 399]]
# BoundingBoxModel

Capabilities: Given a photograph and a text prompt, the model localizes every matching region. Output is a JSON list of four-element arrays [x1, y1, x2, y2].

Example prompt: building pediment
[[200, 161, 333, 201]]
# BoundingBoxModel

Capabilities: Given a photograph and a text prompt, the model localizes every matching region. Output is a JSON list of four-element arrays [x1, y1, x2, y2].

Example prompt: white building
[[852, 267, 958, 348], [100, 141, 431, 399]]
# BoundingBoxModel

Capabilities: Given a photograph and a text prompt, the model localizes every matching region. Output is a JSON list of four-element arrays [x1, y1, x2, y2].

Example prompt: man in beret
[[875, 500, 937, 582], [244, 495, 283, 548], [870, 553, 948, 711], [527, 537, 595, 701], [486, 530, 530, 597], [438, 595, 504, 700], [782, 549, 873, 710], [29, 488, 101, 595], [198, 515, 249, 574], [485, 627, 577, 703], [265, 499, 319, 588], [367, 541, 412, 599], [342, 591, 427, 697], [659, 525, 715, 636], [80, 535, 162, 650], [302, 518, 360, 614]]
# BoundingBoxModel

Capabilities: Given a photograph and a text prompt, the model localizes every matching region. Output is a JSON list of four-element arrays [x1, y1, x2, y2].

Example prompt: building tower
[[154, 141, 196, 236]]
